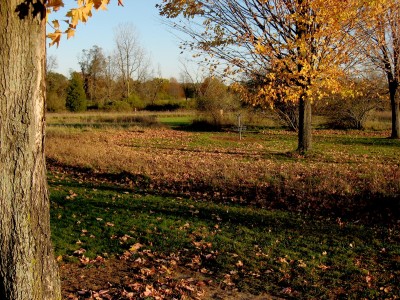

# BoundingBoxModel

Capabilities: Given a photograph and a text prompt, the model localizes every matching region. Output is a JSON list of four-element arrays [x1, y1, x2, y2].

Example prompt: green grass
[[49, 174, 400, 299], [158, 116, 194, 128]]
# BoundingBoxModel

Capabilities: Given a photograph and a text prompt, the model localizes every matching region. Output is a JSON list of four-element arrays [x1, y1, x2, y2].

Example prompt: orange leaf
[[65, 27, 75, 39], [47, 30, 62, 47], [52, 20, 60, 29]]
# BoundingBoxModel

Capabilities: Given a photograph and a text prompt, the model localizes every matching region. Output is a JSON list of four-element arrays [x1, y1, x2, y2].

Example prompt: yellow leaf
[[47, 30, 62, 47], [255, 42, 266, 54], [65, 28, 75, 39], [66, 9, 80, 27], [129, 243, 143, 253]]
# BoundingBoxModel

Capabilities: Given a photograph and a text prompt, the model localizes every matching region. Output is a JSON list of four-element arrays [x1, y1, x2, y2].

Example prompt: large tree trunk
[[0, 1, 61, 299], [389, 83, 399, 139], [297, 97, 312, 153]]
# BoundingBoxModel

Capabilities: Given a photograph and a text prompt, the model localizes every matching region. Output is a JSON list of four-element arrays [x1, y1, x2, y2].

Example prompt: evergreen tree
[[66, 72, 87, 112]]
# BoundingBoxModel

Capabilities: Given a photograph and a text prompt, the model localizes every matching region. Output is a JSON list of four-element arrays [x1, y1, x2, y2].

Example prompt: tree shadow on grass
[[321, 135, 400, 147], [48, 159, 400, 227]]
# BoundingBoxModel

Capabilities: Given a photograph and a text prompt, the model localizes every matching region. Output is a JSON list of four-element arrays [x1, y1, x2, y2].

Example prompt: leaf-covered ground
[[47, 127, 400, 223], [47, 125, 400, 299]]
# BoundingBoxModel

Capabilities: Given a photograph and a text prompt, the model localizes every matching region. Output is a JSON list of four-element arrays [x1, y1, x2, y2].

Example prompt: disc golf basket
[[235, 113, 246, 140]]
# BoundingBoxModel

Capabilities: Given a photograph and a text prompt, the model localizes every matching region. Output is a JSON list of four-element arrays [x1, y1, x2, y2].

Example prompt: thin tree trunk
[[0, 1, 61, 299], [126, 54, 130, 98], [389, 84, 399, 139], [298, 97, 312, 153]]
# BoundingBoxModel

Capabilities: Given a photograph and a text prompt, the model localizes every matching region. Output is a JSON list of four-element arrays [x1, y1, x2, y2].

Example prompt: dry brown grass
[[46, 126, 400, 223]]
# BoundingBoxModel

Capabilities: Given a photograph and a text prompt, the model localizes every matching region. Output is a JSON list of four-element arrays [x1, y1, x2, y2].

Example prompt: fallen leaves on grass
[[47, 128, 400, 224], [61, 246, 212, 300]]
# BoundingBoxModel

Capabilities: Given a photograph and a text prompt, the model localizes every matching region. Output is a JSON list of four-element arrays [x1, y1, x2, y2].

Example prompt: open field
[[46, 112, 400, 299]]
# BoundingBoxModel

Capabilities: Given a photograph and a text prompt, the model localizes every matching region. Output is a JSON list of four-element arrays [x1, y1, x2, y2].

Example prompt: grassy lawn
[[49, 173, 399, 299], [46, 112, 399, 299]]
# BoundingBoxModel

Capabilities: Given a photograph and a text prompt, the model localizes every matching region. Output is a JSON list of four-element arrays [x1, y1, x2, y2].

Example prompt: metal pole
[[237, 113, 242, 140]]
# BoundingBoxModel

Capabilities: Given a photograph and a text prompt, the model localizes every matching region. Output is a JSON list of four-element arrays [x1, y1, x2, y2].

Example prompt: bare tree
[[113, 23, 150, 98], [104, 53, 118, 100], [46, 54, 58, 73], [178, 57, 206, 99]]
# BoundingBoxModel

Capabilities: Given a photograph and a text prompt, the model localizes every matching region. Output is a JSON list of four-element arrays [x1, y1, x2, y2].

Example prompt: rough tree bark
[[0, 1, 61, 299]]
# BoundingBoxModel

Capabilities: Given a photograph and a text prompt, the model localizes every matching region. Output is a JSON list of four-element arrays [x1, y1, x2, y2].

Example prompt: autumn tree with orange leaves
[[158, 0, 368, 152], [0, 1, 121, 299]]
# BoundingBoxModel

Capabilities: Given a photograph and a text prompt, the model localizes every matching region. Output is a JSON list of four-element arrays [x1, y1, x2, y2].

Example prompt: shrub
[[144, 103, 182, 111], [103, 100, 132, 112], [47, 91, 66, 112], [190, 118, 223, 131], [196, 77, 241, 127], [269, 100, 299, 131], [126, 94, 146, 110]]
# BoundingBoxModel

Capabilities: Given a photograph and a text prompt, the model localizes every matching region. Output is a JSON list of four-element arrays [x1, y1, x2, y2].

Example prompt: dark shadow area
[[15, 0, 46, 20], [322, 135, 400, 147], [0, 280, 5, 300], [51, 183, 371, 242]]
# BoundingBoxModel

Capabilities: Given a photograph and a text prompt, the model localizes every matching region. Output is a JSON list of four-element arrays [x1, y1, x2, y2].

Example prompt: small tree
[[196, 77, 240, 128], [78, 45, 107, 105], [237, 75, 299, 131], [323, 75, 386, 130], [66, 72, 87, 112]]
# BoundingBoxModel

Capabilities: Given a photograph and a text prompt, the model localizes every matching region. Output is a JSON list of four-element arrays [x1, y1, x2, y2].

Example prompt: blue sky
[[47, 0, 185, 79]]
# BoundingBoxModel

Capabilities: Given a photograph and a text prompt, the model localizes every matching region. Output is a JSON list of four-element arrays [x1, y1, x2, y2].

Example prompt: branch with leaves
[[159, 0, 363, 104], [46, 0, 124, 47]]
